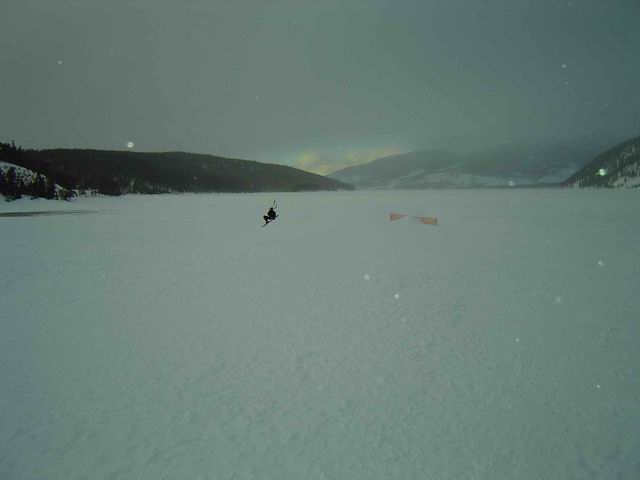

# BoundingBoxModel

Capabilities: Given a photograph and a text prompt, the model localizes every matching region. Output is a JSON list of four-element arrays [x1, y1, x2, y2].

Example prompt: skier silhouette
[[263, 202, 278, 226]]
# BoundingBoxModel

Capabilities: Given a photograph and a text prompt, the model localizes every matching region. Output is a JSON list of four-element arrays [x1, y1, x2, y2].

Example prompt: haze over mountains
[[328, 136, 623, 189]]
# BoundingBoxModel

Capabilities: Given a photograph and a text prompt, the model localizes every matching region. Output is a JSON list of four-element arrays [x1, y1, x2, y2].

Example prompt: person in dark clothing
[[263, 206, 277, 225]]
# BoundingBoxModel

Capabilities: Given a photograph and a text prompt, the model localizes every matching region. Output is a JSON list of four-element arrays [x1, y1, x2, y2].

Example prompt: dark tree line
[[1, 141, 75, 201], [1, 143, 354, 196]]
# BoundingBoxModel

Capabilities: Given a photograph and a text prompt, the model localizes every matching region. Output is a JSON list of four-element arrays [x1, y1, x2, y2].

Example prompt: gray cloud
[[2, 0, 639, 171]]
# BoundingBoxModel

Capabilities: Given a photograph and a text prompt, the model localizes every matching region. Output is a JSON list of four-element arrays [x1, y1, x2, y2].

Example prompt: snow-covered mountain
[[563, 135, 640, 188], [0, 160, 70, 200], [328, 138, 613, 189], [1, 161, 41, 185]]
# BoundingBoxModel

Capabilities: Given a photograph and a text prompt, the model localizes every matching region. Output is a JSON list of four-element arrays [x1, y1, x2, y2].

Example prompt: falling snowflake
[[394, 294, 400, 299], [126, 141, 134, 149], [508, 180, 515, 187], [597, 260, 604, 267], [363, 274, 370, 281], [597, 168, 607, 176], [555, 296, 563, 304]]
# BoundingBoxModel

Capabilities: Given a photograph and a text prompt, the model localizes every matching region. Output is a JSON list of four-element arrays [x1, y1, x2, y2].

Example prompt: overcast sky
[[2, 0, 639, 173]]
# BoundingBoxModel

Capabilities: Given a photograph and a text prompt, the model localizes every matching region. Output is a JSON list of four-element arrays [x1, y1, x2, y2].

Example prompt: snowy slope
[[564, 135, 640, 188], [0, 160, 41, 184], [0, 160, 67, 195], [1, 191, 639, 479], [385, 170, 528, 189], [328, 140, 608, 189]]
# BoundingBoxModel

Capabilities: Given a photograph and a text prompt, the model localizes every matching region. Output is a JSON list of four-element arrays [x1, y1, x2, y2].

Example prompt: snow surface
[[1, 190, 639, 479]]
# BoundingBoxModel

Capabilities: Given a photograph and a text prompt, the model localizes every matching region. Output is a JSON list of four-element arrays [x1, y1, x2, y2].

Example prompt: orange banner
[[390, 213, 407, 221]]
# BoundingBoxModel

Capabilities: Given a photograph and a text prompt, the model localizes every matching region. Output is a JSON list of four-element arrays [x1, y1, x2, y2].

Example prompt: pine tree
[[0, 169, 6, 199], [32, 175, 47, 199], [59, 188, 75, 201], [45, 177, 56, 199], [5, 167, 16, 185], [5, 167, 21, 199]]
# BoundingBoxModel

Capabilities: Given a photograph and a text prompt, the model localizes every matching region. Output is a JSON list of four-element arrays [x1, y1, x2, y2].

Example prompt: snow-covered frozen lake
[[1, 189, 639, 479]]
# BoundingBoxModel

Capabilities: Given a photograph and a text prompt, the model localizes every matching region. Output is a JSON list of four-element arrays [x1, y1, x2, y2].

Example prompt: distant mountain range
[[328, 137, 617, 189], [3, 134, 637, 202], [563, 135, 640, 188], [0, 144, 353, 199]]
